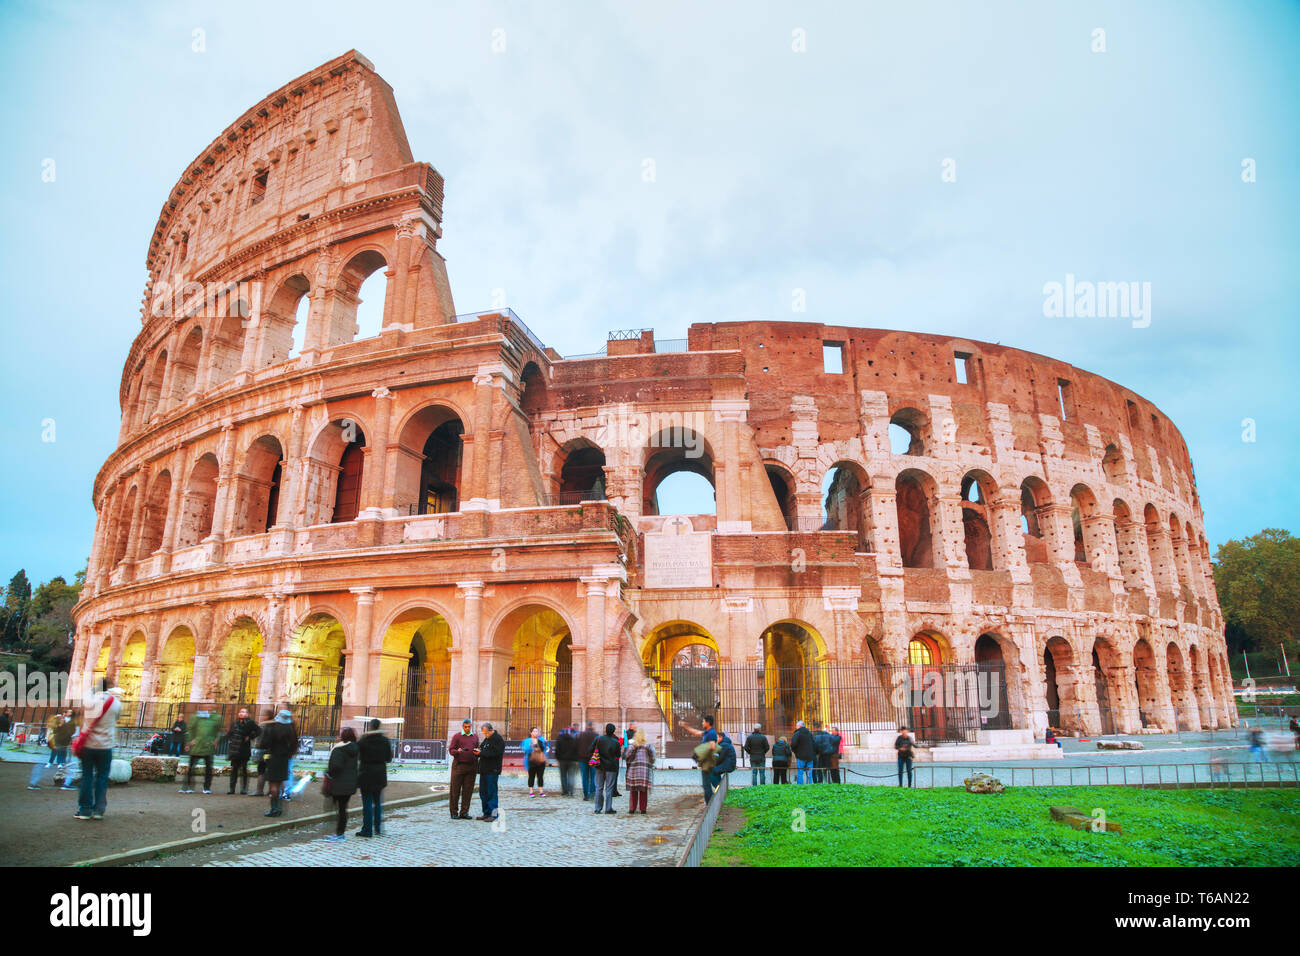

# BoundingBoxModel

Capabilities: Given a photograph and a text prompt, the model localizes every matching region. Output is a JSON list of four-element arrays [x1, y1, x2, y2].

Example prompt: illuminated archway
[[641, 621, 719, 735], [213, 618, 263, 703], [157, 627, 196, 702], [378, 608, 453, 738], [491, 604, 573, 738], [118, 632, 147, 700], [284, 613, 347, 708]]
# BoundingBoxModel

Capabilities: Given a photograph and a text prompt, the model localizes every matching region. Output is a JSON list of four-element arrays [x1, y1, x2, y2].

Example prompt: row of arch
[[125, 249, 391, 434]]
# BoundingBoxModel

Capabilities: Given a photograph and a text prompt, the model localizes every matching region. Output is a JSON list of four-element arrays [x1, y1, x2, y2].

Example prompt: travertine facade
[[71, 52, 1234, 747]]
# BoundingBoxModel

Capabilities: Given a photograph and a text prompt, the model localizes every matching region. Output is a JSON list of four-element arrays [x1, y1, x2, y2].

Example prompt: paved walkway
[[132, 784, 704, 867]]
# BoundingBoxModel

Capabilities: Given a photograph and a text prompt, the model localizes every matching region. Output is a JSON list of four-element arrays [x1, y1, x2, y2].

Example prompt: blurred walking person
[[555, 725, 579, 797], [179, 708, 221, 794], [576, 721, 599, 801], [260, 708, 297, 817], [323, 727, 359, 843]]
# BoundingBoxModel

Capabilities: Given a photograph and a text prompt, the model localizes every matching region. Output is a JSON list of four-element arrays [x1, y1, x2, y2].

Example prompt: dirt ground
[[0, 760, 434, 866]]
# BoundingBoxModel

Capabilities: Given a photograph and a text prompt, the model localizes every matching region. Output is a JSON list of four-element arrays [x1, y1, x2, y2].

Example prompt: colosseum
[[70, 51, 1235, 761]]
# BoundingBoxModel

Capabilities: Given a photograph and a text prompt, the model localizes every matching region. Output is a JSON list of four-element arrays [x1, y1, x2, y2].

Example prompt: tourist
[[253, 709, 275, 797], [710, 731, 736, 800], [576, 721, 599, 800], [279, 704, 300, 801], [59, 711, 81, 790], [28, 711, 73, 790], [448, 718, 479, 820], [771, 735, 791, 784], [593, 722, 621, 814], [743, 724, 769, 786], [1289, 717, 1300, 750], [476, 722, 505, 821], [621, 719, 639, 793], [624, 729, 655, 814], [895, 726, 916, 787], [168, 714, 186, 757], [356, 718, 393, 837], [826, 725, 843, 784], [260, 708, 297, 817], [1248, 725, 1269, 763], [555, 725, 579, 796], [683, 714, 719, 799], [812, 721, 830, 783], [522, 726, 548, 797], [225, 707, 260, 795], [74, 679, 122, 821], [0, 707, 11, 754], [790, 720, 816, 784], [323, 727, 359, 843], [179, 707, 221, 794]]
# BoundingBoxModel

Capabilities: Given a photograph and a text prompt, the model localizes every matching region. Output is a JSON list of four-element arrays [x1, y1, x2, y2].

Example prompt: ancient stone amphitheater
[[70, 51, 1234, 758]]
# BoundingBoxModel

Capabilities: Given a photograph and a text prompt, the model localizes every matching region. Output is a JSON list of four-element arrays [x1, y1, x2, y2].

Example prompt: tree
[[1, 569, 32, 649], [1213, 528, 1300, 658]]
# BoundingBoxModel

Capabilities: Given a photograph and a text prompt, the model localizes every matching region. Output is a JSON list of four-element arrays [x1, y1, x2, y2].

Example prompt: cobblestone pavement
[[134, 783, 704, 867]]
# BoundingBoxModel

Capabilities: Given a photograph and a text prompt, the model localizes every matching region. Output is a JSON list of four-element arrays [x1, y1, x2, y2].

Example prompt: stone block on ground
[[131, 756, 179, 781], [963, 772, 1004, 794], [1049, 804, 1121, 833]]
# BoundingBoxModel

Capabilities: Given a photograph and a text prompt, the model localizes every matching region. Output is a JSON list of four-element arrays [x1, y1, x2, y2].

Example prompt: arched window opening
[[260, 274, 310, 367], [822, 462, 871, 550], [1020, 478, 1050, 564], [767, 465, 797, 532], [139, 471, 172, 557], [895, 470, 935, 568], [643, 429, 716, 516], [1102, 443, 1125, 480], [1070, 484, 1099, 565], [330, 250, 388, 346], [112, 486, 138, 565], [559, 443, 606, 504], [140, 351, 168, 424], [520, 362, 548, 417], [177, 453, 220, 548], [208, 313, 248, 386], [974, 634, 1012, 729], [961, 472, 996, 571], [333, 438, 365, 523], [889, 407, 928, 456], [232, 436, 284, 537], [420, 420, 464, 515], [170, 325, 204, 403]]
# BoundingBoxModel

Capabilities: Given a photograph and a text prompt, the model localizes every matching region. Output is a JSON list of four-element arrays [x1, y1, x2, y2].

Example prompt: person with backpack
[[356, 718, 392, 837], [555, 725, 579, 797], [522, 726, 548, 798], [709, 732, 736, 800], [771, 735, 792, 784], [74, 679, 122, 820], [593, 723, 622, 814], [252, 709, 275, 797], [623, 729, 655, 814], [743, 724, 769, 786]]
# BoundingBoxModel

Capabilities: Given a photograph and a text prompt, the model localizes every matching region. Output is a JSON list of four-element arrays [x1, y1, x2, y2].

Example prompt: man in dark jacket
[[791, 720, 816, 784], [356, 718, 392, 837], [708, 733, 736, 802], [593, 723, 621, 814], [448, 718, 479, 820], [812, 722, 830, 783], [169, 716, 187, 757], [555, 726, 579, 796], [576, 721, 599, 801], [476, 722, 505, 821], [743, 724, 770, 787], [225, 707, 260, 795]]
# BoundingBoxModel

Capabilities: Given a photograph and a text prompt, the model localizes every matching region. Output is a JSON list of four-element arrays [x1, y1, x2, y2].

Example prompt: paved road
[[133, 784, 704, 867]]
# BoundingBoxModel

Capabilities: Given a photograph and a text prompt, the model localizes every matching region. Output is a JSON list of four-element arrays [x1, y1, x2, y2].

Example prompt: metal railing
[[830, 759, 1300, 790], [678, 773, 728, 867]]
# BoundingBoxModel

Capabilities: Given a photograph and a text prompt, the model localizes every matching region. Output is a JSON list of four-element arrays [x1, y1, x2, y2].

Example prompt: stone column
[[350, 587, 377, 708], [581, 577, 608, 708], [359, 387, 393, 517], [210, 423, 239, 546], [462, 367, 499, 509], [989, 494, 1030, 580], [933, 492, 968, 570], [455, 581, 485, 712], [256, 594, 285, 708], [1145, 525, 1178, 593], [1081, 512, 1119, 578], [158, 447, 187, 572]]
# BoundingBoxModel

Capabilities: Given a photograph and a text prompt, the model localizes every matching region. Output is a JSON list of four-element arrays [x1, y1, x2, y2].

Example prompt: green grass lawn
[[702, 785, 1300, 867]]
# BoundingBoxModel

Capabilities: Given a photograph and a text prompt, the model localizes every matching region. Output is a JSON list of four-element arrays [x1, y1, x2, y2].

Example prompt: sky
[[0, 0, 1297, 588]]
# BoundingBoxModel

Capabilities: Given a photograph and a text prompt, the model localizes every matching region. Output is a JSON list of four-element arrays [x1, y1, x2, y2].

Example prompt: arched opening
[[1070, 484, 1100, 566], [91, 642, 111, 689], [118, 631, 147, 700], [111, 485, 138, 565], [822, 461, 871, 550], [766, 464, 797, 532], [1020, 477, 1051, 564], [395, 405, 464, 515], [961, 471, 997, 571], [1043, 636, 1080, 734], [557, 440, 606, 504], [1092, 638, 1120, 734], [158, 627, 196, 702], [138, 471, 172, 557], [1166, 642, 1194, 731], [520, 361, 548, 417], [889, 407, 927, 456], [213, 618, 263, 703], [304, 420, 367, 525], [495, 605, 573, 739], [231, 436, 284, 537], [330, 250, 388, 345], [170, 324, 204, 403], [1132, 638, 1161, 729], [895, 469, 936, 568], [259, 273, 310, 366], [207, 309, 249, 387], [284, 613, 347, 734], [1102, 443, 1126, 480], [177, 454, 219, 548], [1143, 504, 1173, 591], [904, 631, 960, 742], [140, 350, 168, 424], [759, 620, 828, 732], [641, 621, 719, 747], [974, 633, 1012, 729], [643, 428, 716, 516], [1112, 499, 1145, 588], [378, 609, 452, 739]]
